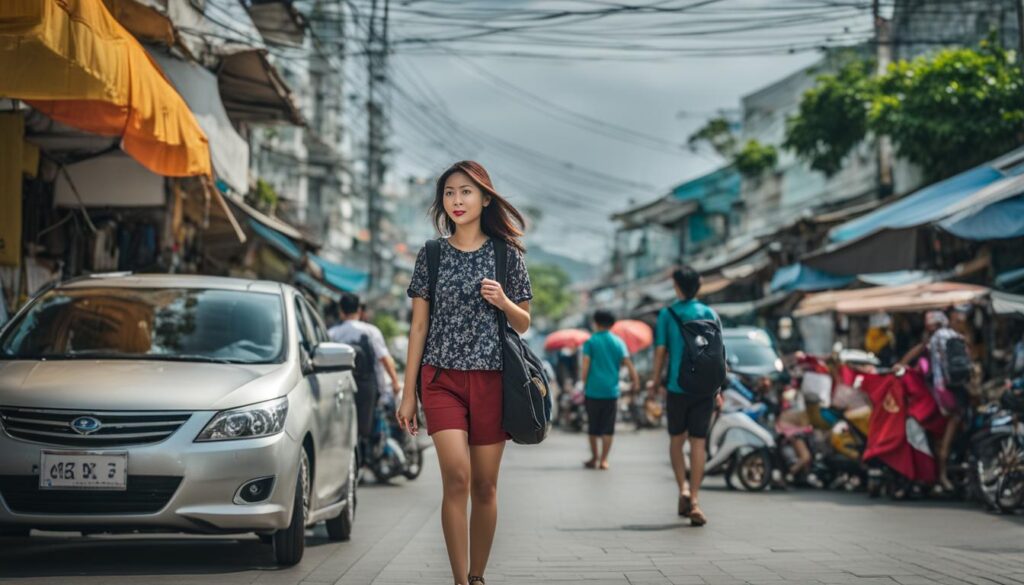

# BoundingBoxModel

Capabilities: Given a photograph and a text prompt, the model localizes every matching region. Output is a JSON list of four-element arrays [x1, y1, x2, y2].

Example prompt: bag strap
[[492, 238, 509, 332], [424, 238, 442, 339]]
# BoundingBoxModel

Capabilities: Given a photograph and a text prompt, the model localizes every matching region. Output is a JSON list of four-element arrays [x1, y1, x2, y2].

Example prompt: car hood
[[0, 360, 298, 411], [731, 364, 781, 379]]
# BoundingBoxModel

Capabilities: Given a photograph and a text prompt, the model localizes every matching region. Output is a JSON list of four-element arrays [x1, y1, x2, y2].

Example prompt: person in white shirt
[[328, 293, 401, 404]]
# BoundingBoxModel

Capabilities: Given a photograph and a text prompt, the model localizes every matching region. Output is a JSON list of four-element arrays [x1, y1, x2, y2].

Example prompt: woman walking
[[398, 161, 533, 585]]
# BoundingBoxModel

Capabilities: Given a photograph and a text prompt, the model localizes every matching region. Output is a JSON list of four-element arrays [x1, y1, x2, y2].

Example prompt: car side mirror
[[311, 342, 355, 372]]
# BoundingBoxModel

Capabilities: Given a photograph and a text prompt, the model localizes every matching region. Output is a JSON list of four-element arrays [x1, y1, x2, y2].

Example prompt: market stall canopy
[[610, 320, 653, 354], [149, 48, 249, 194], [309, 255, 369, 293], [991, 291, 1024, 317], [54, 152, 165, 207], [102, 0, 175, 45], [804, 147, 1024, 275], [219, 49, 303, 125], [249, 220, 302, 261], [940, 194, 1024, 241], [770, 263, 854, 293], [0, 0, 211, 178], [246, 0, 307, 47], [794, 282, 989, 317], [543, 329, 591, 352]]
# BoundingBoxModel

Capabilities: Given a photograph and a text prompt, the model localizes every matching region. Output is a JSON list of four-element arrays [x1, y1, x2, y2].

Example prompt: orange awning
[[0, 0, 210, 177]]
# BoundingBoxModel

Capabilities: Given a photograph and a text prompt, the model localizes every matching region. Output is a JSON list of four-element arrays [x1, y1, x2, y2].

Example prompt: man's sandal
[[469, 576, 486, 584]]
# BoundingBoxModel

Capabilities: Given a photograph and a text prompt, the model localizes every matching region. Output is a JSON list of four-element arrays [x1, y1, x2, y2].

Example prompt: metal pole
[[873, 0, 893, 195]]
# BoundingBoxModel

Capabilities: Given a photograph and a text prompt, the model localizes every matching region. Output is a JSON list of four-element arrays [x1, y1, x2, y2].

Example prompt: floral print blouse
[[407, 238, 532, 371]]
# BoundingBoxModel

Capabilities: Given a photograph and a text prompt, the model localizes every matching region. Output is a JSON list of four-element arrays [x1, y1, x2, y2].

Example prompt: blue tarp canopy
[[829, 166, 1004, 243], [770, 263, 854, 293], [249, 219, 303, 261], [310, 254, 369, 292], [940, 194, 1024, 241]]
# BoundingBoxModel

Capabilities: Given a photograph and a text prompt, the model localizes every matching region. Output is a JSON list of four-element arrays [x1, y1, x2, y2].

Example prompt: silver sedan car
[[0, 274, 358, 565]]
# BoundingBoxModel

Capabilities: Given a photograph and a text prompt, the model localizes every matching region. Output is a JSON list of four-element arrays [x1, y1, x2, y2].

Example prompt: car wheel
[[326, 449, 357, 541], [274, 448, 310, 566], [737, 449, 771, 491]]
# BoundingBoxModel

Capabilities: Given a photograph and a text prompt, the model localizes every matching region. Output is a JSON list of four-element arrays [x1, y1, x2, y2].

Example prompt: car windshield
[[724, 336, 778, 369], [0, 287, 284, 364]]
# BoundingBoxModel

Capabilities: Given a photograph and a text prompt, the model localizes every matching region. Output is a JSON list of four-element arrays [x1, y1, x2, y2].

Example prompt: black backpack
[[943, 335, 972, 387], [666, 309, 727, 397], [423, 238, 552, 444], [351, 332, 380, 438]]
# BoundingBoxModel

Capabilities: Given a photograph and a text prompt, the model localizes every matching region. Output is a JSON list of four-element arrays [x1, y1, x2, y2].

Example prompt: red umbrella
[[611, 320, 654, 354], [543, 329, 591, 352]]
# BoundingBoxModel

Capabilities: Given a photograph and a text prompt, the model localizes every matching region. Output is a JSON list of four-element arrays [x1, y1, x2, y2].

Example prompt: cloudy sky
[[364, 1, 879, 261]]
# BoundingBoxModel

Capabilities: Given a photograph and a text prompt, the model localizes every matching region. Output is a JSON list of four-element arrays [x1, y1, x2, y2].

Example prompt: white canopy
[[149, 49, 250, 195], [55, 153, 165, 208]]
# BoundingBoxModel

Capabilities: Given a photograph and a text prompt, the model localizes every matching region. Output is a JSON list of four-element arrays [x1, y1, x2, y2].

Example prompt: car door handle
[[336, 391, 345, 403]]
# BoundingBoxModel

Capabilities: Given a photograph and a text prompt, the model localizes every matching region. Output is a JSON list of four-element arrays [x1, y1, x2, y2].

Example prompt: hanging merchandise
[[91, 222, 120, 272]]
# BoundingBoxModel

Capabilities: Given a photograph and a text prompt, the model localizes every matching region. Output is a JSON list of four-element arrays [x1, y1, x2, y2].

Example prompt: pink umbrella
[[611, 320, 654, 354], [543, 329, 591, 352]]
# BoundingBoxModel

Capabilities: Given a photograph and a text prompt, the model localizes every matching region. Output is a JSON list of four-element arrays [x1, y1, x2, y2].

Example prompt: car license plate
[[39, 451, 127, 490]]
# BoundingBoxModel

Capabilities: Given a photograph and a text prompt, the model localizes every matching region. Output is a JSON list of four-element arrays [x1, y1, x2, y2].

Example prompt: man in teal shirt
[[581, 310, 640, 470], [650, 266, 723, 527]]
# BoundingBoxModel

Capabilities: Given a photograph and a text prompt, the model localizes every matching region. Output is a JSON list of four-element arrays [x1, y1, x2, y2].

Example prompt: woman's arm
[[502, 299, 531, 335], [481, 278, 531, 334], [397, 297, 429, 434]]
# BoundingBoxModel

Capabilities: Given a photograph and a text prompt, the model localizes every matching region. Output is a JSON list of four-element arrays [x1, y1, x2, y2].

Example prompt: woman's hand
[[396, 394, 419, 436], [480, 278, 510, 309]]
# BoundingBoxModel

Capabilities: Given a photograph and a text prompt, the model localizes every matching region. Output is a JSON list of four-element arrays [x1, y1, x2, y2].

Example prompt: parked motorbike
[[556, 382, 587, 432], [985, 378, 1024, 513], [703, 375, 778, 491], [362, 402, 426, 483]]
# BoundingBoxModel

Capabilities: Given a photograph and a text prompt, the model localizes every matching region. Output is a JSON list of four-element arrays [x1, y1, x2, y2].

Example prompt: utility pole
[[873, 0, 893, 196], [365, 0, 389, 291]]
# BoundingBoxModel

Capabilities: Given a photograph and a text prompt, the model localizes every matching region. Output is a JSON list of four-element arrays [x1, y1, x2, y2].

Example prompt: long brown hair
[[431, 160, 527, 253]]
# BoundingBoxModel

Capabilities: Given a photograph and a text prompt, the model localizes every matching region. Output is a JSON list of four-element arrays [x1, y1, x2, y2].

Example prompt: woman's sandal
[[678, 493, 692, 517], [469, 576, 486, 584], [583, 459, 598, 469], [689, 504, 707, 527]]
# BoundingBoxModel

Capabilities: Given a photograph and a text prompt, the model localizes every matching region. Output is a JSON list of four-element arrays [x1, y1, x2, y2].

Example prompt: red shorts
[[420, 365, 508, 446]]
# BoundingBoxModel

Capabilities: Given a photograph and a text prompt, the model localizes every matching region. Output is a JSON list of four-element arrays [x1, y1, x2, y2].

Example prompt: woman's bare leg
[[433, 430, 472, 584], [469, 441, 506, 579]]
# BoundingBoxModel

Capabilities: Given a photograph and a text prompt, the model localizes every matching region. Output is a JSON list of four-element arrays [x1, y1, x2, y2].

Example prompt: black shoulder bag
[[493, 239, 552, 445]]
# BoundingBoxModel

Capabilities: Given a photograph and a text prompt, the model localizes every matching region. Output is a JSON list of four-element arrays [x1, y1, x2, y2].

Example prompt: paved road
[[2, 428, 1023, 585]]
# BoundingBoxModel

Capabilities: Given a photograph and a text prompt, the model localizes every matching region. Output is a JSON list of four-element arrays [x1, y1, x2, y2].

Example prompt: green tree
[[734, 140, 779, 178], [527, 263, 573, 322], [689, 117, 778, 177], [372, 313, 400, 342], [784, 41, 1024, 181], [783, 58, 874, 176], [688, 116, 738, 158]]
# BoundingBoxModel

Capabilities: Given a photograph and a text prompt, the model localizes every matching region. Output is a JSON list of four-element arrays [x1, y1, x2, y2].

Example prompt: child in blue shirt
[[581, 310, 640, 470]]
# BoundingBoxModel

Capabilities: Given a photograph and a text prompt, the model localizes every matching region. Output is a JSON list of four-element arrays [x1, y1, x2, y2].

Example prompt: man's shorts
[[420, 365, 509, 446], [666, 392, 715, 438], [585, 397, 617, 436]]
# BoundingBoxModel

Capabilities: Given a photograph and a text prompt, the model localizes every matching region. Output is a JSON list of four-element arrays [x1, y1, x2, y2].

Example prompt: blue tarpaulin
[[829, 165, 1004, 243], [249, 219, 302, 261], [770, 263, 854, 293], [310, 254, 369, 292], [940, 194, 1024, 241]]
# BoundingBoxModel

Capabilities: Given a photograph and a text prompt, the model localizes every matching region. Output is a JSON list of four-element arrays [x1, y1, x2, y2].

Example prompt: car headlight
[[195, 397, 289, 442]]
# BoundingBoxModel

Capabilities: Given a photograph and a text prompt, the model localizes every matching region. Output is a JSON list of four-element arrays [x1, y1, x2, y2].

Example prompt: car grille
[[0, 407, 192, 447], [0, 475, 182, 514]]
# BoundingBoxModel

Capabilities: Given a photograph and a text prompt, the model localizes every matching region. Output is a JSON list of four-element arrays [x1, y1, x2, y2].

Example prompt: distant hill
[[527, 246, 599, 284]]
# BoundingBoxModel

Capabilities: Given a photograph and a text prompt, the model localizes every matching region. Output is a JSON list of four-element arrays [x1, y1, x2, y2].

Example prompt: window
[[0, 288, 285, 364]]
